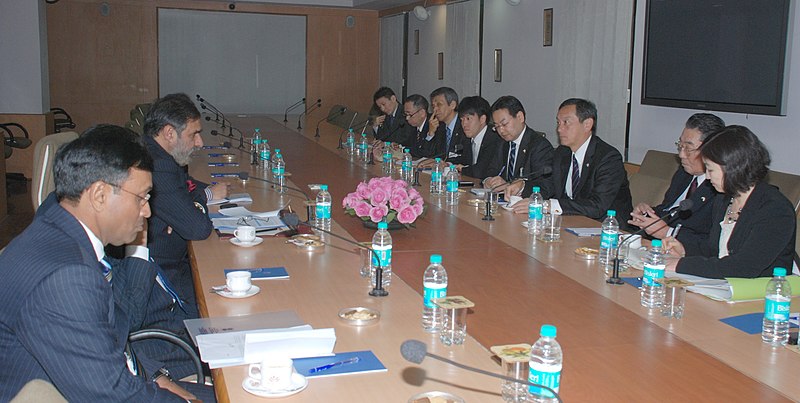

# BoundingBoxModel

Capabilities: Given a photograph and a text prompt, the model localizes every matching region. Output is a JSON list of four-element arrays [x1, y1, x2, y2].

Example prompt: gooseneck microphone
[[400, 340, 562, 402], [281, 212, 389, 297], [284, 97, 306, 123], [607, 199, 695, 285], [316, 106, 347, 139], [298, 99, 322, 130]]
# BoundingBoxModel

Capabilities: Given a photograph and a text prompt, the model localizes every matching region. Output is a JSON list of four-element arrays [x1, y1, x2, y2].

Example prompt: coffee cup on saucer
[[248, 356, 294, 391], [226, 271, 252, 296], [233, 225, 257, 243]]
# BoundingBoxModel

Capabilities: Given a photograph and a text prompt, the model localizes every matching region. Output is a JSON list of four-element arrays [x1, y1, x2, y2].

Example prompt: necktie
[[507, 142, 517, 181], [687, 177, 698, 198], [472, 139, 478, 165], [155, 269, 185, 310], [571, 154, 581, 196], [446, 126, 453, 153], [100, 256, 113, 284]]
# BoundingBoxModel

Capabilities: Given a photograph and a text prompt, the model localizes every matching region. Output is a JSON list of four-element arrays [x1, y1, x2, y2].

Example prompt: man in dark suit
[[143, 93, 228, 318], [427, 87, 472, 166], [0, 125, 196, 401], [484, 96, 554, 197], [372, 87, 413, 147], [456, 96, 502, 180], [542, 98, 632, 223], [628, 113, 725, 246], [402, 94, 436, 158]]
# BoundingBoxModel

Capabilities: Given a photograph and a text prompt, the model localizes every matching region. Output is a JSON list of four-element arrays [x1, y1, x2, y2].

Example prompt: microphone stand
[[284, 98, 306, 123], [606, 200, 693, 285], [284, 214, 389, 297], [336, 112, 359, 149], [298, 99, 322, 130], [317, 107, 347, 139]]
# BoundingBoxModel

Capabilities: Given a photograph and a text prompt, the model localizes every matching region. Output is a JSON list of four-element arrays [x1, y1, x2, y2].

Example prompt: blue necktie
[[507, 142, 517, 181], [446, 126, 453, 153], [571, 154, 581, 197], [151, 259, 185, 310], [100, 256, 113, 284]]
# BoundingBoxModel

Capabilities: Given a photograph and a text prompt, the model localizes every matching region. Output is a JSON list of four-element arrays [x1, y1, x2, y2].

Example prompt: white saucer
[[242, 373, 308, 398], [230, 237, 263, 247], [216, 285, 260, 299]]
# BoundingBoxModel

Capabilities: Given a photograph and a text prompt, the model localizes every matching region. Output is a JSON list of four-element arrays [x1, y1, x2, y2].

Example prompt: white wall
[[406, 5, 447, 98], [380, 13, 405, 93], [0, 0, 49, 114], [628, 0, 800, 174]]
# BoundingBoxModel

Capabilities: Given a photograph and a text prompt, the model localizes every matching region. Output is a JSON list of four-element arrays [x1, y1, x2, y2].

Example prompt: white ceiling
[[229, 0, 421, 11]]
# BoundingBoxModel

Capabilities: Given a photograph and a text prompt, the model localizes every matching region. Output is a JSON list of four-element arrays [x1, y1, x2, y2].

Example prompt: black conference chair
[[2, 123, 33, 185], [50, 108, 76, 133], [128, 329, 205, 383]]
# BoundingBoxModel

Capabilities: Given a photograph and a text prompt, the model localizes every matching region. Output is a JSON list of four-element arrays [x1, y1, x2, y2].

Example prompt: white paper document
[[207, 193, 253, 206]]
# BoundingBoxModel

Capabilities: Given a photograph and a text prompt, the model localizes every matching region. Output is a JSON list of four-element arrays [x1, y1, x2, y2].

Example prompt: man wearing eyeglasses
[[402, 94, 437, 158], [628, 113, 724, 249], [143, 93, 228, 319]]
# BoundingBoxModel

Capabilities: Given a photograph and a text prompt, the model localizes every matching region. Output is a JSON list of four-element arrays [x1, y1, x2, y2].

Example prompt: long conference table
[[188, 115, 800, 402]]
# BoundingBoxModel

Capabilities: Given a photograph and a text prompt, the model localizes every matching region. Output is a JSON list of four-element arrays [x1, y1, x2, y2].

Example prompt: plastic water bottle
[[371, 221, 392, 288], [315, 184, 332, 231], [270, 148, 281, 179], [528, 186, 544, 235], [528, 324, 562, 402], [358, 133, 369, 164], [401, 148, 413, 184], [598, 210, 619, 267], [383, 142, 394, 175], [272, 152, 286, 193], [430, 158, 445, 196], [641, 239, 666, 308], [421, 254, 448, 333], [250, 137, 260, 166], [445, 167, 460, 206], [346, 129, 356, 158], [260, 138, 271, 171], [762, 267, 792, 346]]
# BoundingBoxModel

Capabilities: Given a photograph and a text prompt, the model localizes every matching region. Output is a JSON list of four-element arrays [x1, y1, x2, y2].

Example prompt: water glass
[[661, 285, 686, 319], [440, 307, 468, 346], [501, 360, 530, 402], [359, 243, 372, 278], [538, 214, 562, 242]]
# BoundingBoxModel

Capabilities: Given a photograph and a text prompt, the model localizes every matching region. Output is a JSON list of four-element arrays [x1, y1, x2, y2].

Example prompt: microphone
[[607, 199, 695, 285], [282, 212, 389, 297], [376, 121, 407, 143], [400, 340, 562, 402], [237, 171, 309, 202], [284, 97, 306, 123], [212, 130, 252, 146], [337, 110, 359, 148], [298, 99, 322, 130], [316, 106, 347, 139]]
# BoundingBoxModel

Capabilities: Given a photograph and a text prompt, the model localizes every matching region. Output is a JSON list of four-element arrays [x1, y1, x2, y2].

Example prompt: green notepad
[[687, 275, 800, 302]]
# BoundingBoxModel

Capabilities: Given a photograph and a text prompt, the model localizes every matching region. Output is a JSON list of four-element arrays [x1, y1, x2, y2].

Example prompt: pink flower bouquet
[[343, 177, 425, 225]]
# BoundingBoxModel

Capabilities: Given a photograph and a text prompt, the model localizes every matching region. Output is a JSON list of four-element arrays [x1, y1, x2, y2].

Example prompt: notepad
[[565, 227, 602, 237], [293, 351, 387, 378], [224, 267, 289, 280]]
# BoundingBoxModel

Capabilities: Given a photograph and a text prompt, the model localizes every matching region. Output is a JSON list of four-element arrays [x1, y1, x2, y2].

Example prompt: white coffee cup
[[226, 271, 252, 296], [234, 225, 257, 243], [248, 356, 294, 391]]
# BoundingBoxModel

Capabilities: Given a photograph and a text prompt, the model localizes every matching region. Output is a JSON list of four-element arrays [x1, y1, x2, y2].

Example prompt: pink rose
[[389, 188, 409, 210], [412, 201, 424, 216], [408, 187, 421, 200], [367, 178, 382, 191], [394, 179, 407, 189], [370, 186, 389, 205], [354, 201, 372, 217], [397, 205, 418, 224], [369, 204, 389, 223], [356, 183, 370, 199]]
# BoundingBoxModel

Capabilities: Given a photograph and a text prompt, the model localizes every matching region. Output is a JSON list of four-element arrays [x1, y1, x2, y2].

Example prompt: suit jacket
[[144, 135, 212, 310], [410, 120, 436, 158], [548, 135, 633, 223], [374, 107, 412, 146], [487, 127, 555, 198], [653, 168, 717, 255], [677, 182, 796, 279], [0, 202, 183, 402], [462, 128, 502, 180]]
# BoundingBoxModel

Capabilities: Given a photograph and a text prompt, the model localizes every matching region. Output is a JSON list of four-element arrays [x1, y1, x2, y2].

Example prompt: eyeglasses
[[675, 140, 701, 153], [109, 184, 151, 206], [403, 109, 423, 119]]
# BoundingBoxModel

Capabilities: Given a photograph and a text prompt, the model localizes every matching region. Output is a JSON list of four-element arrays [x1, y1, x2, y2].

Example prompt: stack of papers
[[184, 311, 337, 368], [210, 206, 287, 234], [565, 227, 602, 237], [673, 273, 800, 303], [208, 193, 253, 206]]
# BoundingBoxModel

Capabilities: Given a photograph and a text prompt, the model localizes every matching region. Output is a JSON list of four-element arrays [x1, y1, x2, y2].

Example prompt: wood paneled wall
[[46, 0, 379, 132]]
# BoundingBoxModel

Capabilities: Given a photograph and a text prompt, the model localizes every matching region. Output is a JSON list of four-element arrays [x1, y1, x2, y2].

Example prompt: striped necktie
[[571, 154, 581, 197], [507, 141, 517, 181], [446, 126, 453, 153], [153, 262, 185, 310], [100, 256, 113, 284], [687, 177, 698, 198]]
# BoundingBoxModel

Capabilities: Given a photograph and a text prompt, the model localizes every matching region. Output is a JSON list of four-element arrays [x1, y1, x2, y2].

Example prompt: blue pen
[[308, 357, 360, 374]]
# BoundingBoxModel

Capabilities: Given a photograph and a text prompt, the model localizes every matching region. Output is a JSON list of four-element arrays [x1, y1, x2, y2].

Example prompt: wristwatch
[[150, 367, 173, 382]]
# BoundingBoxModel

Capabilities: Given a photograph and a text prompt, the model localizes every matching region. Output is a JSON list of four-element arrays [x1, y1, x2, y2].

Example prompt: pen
[[308, 357, 360, 374]]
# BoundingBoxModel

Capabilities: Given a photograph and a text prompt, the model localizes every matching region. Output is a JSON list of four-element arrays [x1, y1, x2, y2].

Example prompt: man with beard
[[142, 93, 228, 318]]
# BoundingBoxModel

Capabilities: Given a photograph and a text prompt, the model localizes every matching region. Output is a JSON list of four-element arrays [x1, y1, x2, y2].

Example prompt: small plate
[[242, 373, 307, 398], [408, 391, 465, 403], [574, 247, 599, 260], [230, 237, 264, 247], [338, 307, 380, 326], [216, 285, 260, 299]]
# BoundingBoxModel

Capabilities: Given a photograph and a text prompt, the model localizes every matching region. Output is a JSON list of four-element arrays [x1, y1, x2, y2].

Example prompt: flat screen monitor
[[642, 0, 791, 116]]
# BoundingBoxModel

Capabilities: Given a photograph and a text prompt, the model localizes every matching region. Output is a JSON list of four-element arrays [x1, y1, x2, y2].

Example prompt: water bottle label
[[528, 363, 561, 397], [260, 151, 270, 161], [765, 296, 791, 321], [423, 284, 447, 308], [315, 203, 331, 219], [600, 230, 618, 249], [372, 246, 392, 268], [383, 153, 392, 163], [528, 205, 543, 220], [276, 167, 285, 175], [402, 161, 412, 172], [642, 264, 665, 286], [446, 180, 459, 192], [359, 144, 368, 152]]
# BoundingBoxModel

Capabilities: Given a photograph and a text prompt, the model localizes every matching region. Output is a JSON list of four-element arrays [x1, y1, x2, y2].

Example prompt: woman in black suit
[[664, 125, 796, 278]]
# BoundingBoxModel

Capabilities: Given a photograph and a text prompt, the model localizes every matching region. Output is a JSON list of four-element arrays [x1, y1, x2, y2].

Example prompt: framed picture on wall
[[543, 8, 553, 47], [494, 49, 502, 82], [438, 52, 444, 80], [414, 30, 420, 55]]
